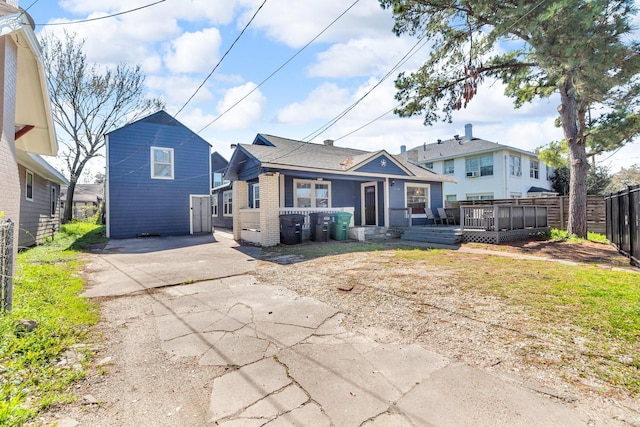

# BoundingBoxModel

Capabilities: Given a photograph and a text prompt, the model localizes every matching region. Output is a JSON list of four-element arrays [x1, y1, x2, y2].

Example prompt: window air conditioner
[[466, 171, 478, 177]]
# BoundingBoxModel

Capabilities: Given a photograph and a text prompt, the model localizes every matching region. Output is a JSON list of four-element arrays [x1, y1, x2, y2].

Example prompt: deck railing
[[461, 205, 548, 231]]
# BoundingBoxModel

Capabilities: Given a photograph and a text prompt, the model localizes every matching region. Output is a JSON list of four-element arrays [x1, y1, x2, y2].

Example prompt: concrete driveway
[[79, 231, 594, 426], [82, 231, 260, 298]]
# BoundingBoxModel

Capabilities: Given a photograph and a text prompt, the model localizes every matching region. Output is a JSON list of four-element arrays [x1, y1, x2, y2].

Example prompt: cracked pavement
[[78, 232, 591, 426]]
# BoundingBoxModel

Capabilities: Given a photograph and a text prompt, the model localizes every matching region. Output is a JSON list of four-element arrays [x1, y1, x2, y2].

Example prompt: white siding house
[[403, 124, 555, 204]]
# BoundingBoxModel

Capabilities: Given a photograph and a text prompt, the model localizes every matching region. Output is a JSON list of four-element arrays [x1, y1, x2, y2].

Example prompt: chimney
[[323, 139, 334, 146], [400, 145, 406, 154], [464, 123, 473, 141]]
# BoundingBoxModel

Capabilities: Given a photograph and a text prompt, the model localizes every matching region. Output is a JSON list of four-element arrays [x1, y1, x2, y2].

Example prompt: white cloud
[[164, 28, 222, 74], [242, 0, 394, 48], [308, 36, 422, 78], [211, 82, 267, 131], [146, 75, 214, 107], [277, 83, 351, 125]]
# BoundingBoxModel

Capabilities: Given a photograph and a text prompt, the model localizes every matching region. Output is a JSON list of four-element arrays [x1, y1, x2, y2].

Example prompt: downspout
[[384, 177, 390, 228], [504, 154, 508, 198]]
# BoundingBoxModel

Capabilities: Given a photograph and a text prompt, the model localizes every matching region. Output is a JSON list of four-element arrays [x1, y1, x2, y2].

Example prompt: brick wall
[[0, 37, 20, 255], [232, 181, 248, 241], [259, 173, 280, 247]]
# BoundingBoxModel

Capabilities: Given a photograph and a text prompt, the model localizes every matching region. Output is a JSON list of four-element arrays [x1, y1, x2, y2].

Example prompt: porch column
[[259, 172, 280, 247], [384, 178, 390, 227], [232, 180, 248, 241]]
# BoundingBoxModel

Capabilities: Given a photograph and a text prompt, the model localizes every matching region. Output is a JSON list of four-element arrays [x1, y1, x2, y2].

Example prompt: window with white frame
[[444, 159, 454, 175], [465, 154, 493, 177], [406, 184, 430, 216], [151, 147, 174, 179], [509, 155, 522, 176], [50, 187, 57, 217], [223, 190, 232, 216], [25, 170, 34, 201], [510, 192, 522, 199], [294, 179, 331, 208], [253, 184, 260, 209], [446, 194, 457, 202], [466, 193, 494, 200], [212, 194, 218, 217], [424, 161, 434, 169], [530, 159, 540, 179]]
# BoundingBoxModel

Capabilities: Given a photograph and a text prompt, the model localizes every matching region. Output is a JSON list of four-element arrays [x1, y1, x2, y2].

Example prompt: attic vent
[[324, 139, 334, 146]]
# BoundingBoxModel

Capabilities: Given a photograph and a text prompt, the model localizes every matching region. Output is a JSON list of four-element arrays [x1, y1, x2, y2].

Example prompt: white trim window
[[25, 170, 34, 201], [465, 154, 493, 177], [212, 194, 218, 217], [253, 184, 260, 209], [151, 147, 174, 179], [50, 186, 57, 217], [530, 159, 540, 179], [405, 184, 430, 216], [294, 179, 331, 208], [466, 193, 494, 200], [509, 155, 522, 177], [444, 159, 454, 175], [223, 190, 232, 216]]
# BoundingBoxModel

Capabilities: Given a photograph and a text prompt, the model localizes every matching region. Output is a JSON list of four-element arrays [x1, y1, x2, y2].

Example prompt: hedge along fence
[[456, 195, 606, 234], [605, 185, 639, 267]]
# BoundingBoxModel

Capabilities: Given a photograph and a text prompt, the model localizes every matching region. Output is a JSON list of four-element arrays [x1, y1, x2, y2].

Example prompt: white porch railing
[[461, 205, 548, 231]]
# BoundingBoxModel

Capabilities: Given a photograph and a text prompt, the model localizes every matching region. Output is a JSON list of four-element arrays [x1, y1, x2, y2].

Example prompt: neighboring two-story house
[[403, 124, 555, 204]]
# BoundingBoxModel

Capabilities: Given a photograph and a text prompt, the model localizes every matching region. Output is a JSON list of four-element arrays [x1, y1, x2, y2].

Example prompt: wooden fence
[[456, 195, 606, 234]]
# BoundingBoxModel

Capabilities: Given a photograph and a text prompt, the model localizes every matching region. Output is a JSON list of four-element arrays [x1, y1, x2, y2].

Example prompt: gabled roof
[[409, 136, 538, 162], [2, 5, 58, 156], [227, 133, 454, 182], [106, 110, 211, 147]]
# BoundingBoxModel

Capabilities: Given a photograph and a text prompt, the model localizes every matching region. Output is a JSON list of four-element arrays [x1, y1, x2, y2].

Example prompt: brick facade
[[232, 180, 248, 241], [258, 173, 280, 247]]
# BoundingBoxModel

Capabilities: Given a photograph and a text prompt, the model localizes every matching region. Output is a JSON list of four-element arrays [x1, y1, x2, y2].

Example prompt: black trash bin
[[309, 212, 333, 242], [279, 214, 305, 245]]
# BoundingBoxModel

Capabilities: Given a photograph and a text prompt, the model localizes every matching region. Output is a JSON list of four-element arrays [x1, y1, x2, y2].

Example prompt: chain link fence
[[1, 219, 14, 312]]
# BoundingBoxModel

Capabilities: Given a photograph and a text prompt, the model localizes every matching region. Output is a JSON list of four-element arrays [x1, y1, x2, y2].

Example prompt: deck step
[[400, 226, 462, 245]]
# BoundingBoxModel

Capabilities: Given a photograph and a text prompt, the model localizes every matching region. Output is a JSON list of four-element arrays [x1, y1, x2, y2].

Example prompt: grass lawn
[[0, 222, 105, 426]]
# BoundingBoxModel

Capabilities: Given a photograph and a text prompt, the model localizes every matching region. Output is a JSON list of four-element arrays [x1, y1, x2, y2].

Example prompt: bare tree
[[40, 31, 164, 223]]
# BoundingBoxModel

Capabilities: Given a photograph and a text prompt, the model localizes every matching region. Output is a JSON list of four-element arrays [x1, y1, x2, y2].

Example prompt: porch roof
[[226, 134, 455, 183]]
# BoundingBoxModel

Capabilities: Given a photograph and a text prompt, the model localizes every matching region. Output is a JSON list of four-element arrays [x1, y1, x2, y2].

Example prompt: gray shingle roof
[[239, 134, 453, 182], [409, 137, 537, 161]]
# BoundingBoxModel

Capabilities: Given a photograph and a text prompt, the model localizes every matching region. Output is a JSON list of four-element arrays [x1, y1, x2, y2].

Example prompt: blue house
[[105, 110, 211, 239], [210, 152, 233, 230], [225, 134, 455, 246]]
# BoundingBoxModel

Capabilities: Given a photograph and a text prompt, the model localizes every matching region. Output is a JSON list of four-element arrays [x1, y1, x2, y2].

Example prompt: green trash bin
[[330, 212, 352, 241]]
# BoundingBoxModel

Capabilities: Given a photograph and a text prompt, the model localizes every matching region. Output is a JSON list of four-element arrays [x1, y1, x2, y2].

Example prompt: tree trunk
[[558, 77, 589, 238], [63, 179, 76, 223]]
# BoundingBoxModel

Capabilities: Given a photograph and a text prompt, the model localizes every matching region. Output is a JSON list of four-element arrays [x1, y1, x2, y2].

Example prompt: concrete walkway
[[83, 232, 593, 426]]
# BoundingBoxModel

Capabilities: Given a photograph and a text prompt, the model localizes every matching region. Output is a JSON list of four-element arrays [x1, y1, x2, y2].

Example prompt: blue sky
[[27, 0, 640, 181]]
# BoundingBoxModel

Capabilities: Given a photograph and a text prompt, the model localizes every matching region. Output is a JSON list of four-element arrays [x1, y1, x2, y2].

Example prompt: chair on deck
[[437, 207, 455, 225], [427, 208, 442, 225]]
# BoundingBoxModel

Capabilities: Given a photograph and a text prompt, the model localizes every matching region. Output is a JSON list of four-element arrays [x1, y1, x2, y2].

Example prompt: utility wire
[[36, 0, 166, 26], [174, 0, 268, 117], [302, 35, 428, 142], [197, 0, 361, 134]]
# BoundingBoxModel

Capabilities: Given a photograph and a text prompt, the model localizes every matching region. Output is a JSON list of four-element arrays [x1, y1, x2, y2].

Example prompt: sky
[[26, 0, 640, 182]]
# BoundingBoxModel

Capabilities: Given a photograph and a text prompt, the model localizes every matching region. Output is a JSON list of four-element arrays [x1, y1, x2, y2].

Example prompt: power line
[[302, 35, 428, 142], [197, 0, 361, 134], [174, 0, 268, 117], [36, 0, 166, 26]]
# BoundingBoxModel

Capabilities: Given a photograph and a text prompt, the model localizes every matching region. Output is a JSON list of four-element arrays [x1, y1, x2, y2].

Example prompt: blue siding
[[354, 155, 408, 176], [108, 115, 210, 239]]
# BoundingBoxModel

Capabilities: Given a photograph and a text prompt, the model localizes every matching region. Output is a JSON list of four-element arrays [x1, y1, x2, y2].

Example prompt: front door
[[190, 195, 211, 234], [362, 183, 377, 226]]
